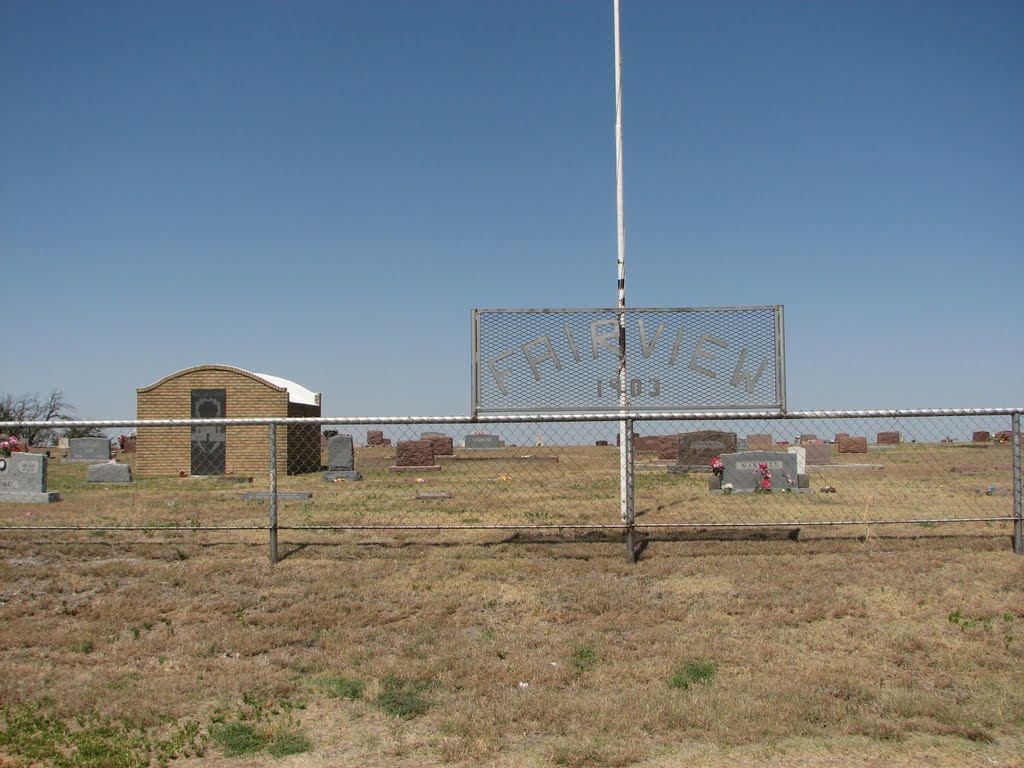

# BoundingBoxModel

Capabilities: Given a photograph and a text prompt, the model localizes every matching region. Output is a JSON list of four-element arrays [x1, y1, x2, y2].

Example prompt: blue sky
[[2, 0, 1021, 419]]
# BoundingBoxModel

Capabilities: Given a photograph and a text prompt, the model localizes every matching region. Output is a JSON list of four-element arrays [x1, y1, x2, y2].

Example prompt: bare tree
[[0, 389, 76, 446]]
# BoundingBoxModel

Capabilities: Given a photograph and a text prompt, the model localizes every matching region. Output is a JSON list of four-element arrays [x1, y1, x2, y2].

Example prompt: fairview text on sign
[[473, 307, 785, 414]]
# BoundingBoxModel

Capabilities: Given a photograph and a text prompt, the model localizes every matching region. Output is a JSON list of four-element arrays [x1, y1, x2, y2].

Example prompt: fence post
[[269, 423, 279, 564], [622, 417, 636, 562], [1013, 412, 1022, 555]]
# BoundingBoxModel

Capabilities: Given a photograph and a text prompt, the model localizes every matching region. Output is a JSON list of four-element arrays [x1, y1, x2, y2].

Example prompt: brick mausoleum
[[135, 364, 321, 477]]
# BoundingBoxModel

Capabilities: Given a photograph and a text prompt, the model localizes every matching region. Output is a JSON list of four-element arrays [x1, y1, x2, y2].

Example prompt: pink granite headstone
[[838, 436, 868, 454], [395, 440, 436, 467]]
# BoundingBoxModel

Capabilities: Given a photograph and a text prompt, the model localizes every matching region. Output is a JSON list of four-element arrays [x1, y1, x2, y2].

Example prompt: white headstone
[[787, 446, 806, 474]]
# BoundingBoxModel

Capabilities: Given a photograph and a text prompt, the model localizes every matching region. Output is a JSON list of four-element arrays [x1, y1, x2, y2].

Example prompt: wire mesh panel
[[631, 413, 1019, 527], [473, 307, 784, 413], [290, 421, 620, 530]]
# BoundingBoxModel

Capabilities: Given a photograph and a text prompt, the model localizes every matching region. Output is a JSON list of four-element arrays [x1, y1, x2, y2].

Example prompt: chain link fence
[[1, 409, 1021, 561]]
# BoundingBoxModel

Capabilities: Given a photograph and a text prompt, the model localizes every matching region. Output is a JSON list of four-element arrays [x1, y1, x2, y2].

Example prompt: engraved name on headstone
[[0, 453, 61, 502]]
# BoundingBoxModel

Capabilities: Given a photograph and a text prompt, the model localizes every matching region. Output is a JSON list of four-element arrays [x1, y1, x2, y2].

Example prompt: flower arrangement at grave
[[820, 485, 837, 493], [0, 436, 22, 458], [710, 456, 723, 478], [780, 472, 798, 491], [754, 462, 772, 492]]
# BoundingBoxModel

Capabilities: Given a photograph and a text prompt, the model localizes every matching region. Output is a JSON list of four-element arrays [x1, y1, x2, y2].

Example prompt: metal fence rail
[[2, 408, 1021, 562]]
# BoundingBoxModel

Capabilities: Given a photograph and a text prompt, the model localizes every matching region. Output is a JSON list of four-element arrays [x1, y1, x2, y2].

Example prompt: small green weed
[[373, 675, 434, 719], [69, 639, 94, 654], [949, 610, 1016, 646], [313, 674, 365, 701], [571, 645, 598, 672], [209, 721, 263, 756], [668, 658, 718, 689], [267, 726, 312, 757]]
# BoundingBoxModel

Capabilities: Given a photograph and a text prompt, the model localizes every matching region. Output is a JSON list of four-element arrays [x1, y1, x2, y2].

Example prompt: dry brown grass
[[1, 442, 1022, 766]]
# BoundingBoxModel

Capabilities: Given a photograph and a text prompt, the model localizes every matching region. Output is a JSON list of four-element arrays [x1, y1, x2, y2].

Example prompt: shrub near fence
[[0, 408, 1021, 561]]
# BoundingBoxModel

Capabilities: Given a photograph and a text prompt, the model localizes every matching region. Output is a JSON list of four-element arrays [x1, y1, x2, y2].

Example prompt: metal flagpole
[[614, 0, 635, 560]]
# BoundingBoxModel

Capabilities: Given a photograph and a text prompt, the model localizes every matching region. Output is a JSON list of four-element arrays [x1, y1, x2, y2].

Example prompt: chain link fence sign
[[472, 307, 786, 414]]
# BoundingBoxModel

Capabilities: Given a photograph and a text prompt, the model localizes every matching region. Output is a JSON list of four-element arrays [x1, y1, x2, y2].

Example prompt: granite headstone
[[465, 434, 500, 450], [67, 437, 111, 463], [838, 436, 868, 454], [423, 435, 454, 456], [675, 431, 737, 468], [392, 440, 439, 471], [716, 450, 807, 493], [877, 431, 901, 445], [325, 434, 362, 481], [804, 442, 832, 465], [0, 452, 60, 502], [87, 462, 133, 483], [787, 445, 806, 474]]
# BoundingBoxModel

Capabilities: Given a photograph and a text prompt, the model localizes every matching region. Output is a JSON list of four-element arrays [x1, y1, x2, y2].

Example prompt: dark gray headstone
[[719, 450, 803, 493], [465, 434, 500, 450], [327, 434, 355, 471], [87, 462, 132, 483], [0, 453, 61, 502], [67, 437, 111, 463], [676, 431, 737, 467]]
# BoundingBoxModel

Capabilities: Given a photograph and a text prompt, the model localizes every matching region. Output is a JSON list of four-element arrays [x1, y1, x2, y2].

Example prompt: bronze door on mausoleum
[[191, 389, 226, 475]]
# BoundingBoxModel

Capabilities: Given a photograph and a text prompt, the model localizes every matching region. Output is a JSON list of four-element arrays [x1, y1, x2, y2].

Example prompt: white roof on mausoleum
[[249, 371, 320, 406]]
